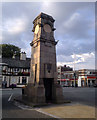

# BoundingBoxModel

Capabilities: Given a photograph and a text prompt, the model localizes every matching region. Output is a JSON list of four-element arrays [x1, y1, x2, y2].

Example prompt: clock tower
[[24, 13, 64, 103]]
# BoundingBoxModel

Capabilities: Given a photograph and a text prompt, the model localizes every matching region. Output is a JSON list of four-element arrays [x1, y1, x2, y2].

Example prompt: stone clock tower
[[24, 13, 64, 103]]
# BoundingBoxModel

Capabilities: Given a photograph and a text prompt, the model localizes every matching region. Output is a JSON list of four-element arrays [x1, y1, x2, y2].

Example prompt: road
[[63, 87, 96, 107], [1, 88, 53, 119], [1, 87, 97, 119]]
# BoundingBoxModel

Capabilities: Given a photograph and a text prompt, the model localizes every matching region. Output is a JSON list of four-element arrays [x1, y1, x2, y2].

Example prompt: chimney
[[12, 53, 16, 59], [64, 65, 66, 67], [20, 52, 26, 60]]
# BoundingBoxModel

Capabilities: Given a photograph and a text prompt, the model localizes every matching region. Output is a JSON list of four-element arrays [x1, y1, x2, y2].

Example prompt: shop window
[[4, 76, 6, 81], [18, 77, 20, 83], [66, 75, 68, 78], [22, 77, 27, 84]]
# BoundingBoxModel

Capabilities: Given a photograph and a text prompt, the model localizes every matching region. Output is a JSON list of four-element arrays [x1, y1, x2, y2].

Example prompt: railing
[[2, 71, 30, 76]]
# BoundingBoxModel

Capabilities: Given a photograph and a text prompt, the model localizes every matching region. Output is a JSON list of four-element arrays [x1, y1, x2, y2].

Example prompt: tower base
[[52, 84, 64, 103], [23, 83, 45, 103], [23, 83, 64, 104]]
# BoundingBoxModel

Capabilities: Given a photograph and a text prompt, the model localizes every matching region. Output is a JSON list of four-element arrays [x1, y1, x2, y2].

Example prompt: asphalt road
[[63, 87, 96, 107], [1, 88, 53, 119], [1, 87, 97, 119]]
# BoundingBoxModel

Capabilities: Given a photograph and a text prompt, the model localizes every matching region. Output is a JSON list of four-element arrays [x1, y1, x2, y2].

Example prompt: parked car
[[16, 84, 26, 88], [9, 84, 16, 88], [94, 84, 97, 87], [63, 85, 69, 87]]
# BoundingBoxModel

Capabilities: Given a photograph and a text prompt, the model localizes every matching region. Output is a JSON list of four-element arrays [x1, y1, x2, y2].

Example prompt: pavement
[[38, 103, 95, 118]]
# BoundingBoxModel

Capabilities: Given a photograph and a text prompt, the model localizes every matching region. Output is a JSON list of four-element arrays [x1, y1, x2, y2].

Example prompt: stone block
[[52, 84, 64, 103], [24, 84, 45, 103]]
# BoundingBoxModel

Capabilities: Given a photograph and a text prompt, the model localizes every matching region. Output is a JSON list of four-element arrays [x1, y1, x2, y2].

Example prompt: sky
[[1, 2, 95, 70]]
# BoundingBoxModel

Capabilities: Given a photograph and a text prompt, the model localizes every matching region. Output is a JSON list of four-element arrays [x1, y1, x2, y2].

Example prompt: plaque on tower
[[23, 13, 64, 104]]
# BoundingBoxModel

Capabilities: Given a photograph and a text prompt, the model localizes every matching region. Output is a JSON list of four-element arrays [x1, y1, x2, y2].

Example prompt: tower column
[[24, 13, 64, 104]]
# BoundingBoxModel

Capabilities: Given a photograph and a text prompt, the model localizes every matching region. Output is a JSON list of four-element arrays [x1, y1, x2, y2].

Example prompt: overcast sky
[[1, 2, 95, 70]]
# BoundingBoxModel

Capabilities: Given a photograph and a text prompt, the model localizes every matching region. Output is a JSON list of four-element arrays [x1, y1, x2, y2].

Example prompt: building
[[78, 69, 97, 87], [1, 52, 30, 88], [57, 65, 78, 87], [57, 65, 97, 87], [58, 65, 73, 72]]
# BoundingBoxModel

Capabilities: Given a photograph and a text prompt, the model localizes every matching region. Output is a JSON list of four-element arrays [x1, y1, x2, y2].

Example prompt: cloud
[[2, 2, 41, 44], [1, 2, 95, 69], [57, 52, 95, 70], [3, 17, 27, 34], [0, 36, 2, 44], [71, 52, 95, 63], [64, 12, 80, 28], [62, 11, 94, 40]]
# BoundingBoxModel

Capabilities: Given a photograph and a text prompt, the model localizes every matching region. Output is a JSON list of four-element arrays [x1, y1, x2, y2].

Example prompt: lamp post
[[73, 53, 76, 87], [74, 72, 76, 87]]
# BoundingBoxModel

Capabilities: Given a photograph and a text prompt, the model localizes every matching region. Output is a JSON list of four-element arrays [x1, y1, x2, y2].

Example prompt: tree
[[0, 44, 21, 58]]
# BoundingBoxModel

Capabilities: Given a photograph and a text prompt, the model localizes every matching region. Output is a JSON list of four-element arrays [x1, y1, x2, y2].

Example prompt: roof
[[0, 57, 30, 68], [78, 69, 97, 71], [33, 12, 55, 23]]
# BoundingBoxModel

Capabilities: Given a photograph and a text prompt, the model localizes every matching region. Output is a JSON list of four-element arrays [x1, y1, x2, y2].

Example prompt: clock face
[[44, 24, 52, 33], [35, 25, 39, 34]]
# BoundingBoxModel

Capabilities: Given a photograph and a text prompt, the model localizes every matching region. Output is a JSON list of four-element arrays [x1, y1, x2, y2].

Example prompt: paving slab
[[39, 103, 95, 118]]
